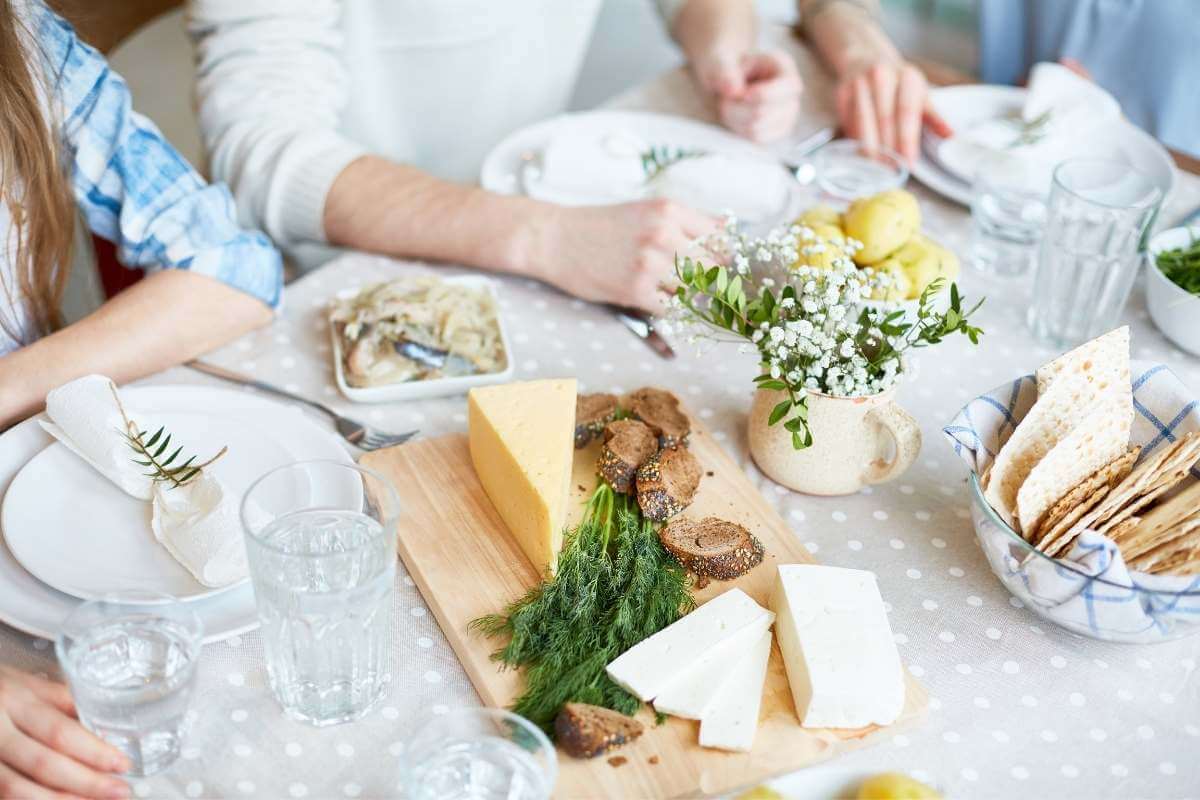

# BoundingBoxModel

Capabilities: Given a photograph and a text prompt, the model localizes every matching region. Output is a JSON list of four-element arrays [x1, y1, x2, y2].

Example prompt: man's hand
[[834, 59, 953, 164], [0, 667, 131, 799], [694, 49, 803, 143], [539, 199, 720, 314]]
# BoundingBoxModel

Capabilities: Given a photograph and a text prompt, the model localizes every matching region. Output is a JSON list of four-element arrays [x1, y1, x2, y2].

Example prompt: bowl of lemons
[[791, 189, 960, 321]]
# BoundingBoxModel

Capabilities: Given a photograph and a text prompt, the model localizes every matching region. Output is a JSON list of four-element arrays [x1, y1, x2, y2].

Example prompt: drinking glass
[[402, 708, 557, 800], [810, 139, 908, 201], [1028, 159, 1161, 348], [56, 592, 202, 777], [240, 460, 401, 726], [969, 156, 1048, 277]]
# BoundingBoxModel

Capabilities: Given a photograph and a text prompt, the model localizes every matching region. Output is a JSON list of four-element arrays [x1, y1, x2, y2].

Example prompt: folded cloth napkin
[[936, 61, 1122, 191], [151, 473, 247, 588], [650, 153, 790, 223], [40, 375, 154, 500], [539, 128, 650, 204], [944, 361, 1200, 640]]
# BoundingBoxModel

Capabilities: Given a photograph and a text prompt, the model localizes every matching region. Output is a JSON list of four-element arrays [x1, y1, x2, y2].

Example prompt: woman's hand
[[694, 49, 803, 143], [0, 666, 130, 799], [538, 199, 720, 314], [834, 59, 953, 163]]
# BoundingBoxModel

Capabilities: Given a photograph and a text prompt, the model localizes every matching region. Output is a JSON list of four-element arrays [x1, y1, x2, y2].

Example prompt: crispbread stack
[[981, 327, 1200, 576], [983, 327, 1132, 535]]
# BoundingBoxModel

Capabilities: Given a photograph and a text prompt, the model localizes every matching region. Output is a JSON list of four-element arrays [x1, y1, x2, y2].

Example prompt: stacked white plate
[[0, 385, 354, 643], [912, 85, 1175, 206]]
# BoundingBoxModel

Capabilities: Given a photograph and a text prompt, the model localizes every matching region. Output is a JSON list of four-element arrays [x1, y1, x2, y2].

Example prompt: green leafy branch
[[110, 383, 226, 489], [1006, 109, 1053, 148], [640, 144, 706, 181]]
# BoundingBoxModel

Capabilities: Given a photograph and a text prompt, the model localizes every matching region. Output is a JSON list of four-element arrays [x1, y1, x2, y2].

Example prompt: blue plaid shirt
[[26, 1, 282, 310]]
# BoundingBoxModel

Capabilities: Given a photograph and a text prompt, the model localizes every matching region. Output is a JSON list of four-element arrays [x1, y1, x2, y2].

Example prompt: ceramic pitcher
[[747, 387, 921, 496]]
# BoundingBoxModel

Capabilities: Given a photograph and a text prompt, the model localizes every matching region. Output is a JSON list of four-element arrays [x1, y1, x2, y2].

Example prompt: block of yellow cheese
[[467, 378, 577, 574]]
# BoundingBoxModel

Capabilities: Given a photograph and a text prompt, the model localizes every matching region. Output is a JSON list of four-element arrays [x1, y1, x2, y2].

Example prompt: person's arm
[[657, 0, 803, 143], [798, 0, 952, 162], [0, 271, 268, 428], [0, 665, 130, 799], [0, 6, 281, 427], [189, 0, 719, 314]]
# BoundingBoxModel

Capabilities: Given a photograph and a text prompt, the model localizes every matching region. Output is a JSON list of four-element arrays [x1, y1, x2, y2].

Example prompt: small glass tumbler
[[1029, 159, 1161, 348], [55, 592, 203, 777], [402, 708, 558, 800], [240, 460, 400, 726], [810, 138, 909, 201], [970, 156, 1048, 277]]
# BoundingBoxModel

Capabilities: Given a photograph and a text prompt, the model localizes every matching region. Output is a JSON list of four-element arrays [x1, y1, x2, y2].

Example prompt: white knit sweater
[[187, 0, 687, 254]]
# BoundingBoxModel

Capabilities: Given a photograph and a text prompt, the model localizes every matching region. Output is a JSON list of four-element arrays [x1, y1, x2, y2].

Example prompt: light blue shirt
[[978, 0, 1200, 157], [2, 2, 283, 352]]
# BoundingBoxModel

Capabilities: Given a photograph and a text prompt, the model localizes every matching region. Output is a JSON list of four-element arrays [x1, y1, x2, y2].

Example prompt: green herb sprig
[[640, 145, 705, 182], [110, 383, 226, 488], [1156, 235, 1200, 295], [1006, 109, 1053, 149], [471, 484, 693, 733]]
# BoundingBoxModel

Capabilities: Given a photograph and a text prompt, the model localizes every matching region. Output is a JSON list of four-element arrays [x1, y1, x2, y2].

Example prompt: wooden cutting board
[[362, 419, 926, 799]]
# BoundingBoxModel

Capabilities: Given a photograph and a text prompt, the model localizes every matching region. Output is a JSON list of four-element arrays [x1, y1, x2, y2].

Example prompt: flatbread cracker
[[1030, 447, 1137, 545], [1016, 394, 1133, 536], [986, 328, 1131, 532], [1074, 433, 1200, 536], [1036, 326, 1129, 395]]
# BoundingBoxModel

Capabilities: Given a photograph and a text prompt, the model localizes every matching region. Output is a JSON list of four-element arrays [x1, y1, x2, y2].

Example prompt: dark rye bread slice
[[636, 446, 702, 522], [599, 420, 658, 493], [554, 703, 644, 759], [659, 517, 765, 580], [624, 388, 690, 449], [575, 393, 618, 449]]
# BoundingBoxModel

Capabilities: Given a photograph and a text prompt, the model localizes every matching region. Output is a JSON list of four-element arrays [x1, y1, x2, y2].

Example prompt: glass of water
[[402, 708, 557, 800], [241, 460, 400, 726], [810, 138, 908, 201], [1029, 159, 1161, 347], [970, 155, 1048, 277], [55, 592, 202, 777]]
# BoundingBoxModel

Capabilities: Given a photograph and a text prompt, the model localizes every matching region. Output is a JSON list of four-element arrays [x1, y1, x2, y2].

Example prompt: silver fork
[[187, 361, 418, 451]]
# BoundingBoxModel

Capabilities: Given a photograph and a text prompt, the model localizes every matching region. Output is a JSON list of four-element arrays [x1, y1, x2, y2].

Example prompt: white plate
[[0, 385, 353, 643], [912, 85, 1176, 206], [330, 273, 516, 403], [479, 109, 804, 225]]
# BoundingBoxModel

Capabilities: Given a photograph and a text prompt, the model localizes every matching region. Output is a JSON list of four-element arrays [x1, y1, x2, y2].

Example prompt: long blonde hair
[[0, 0, 75, 341]]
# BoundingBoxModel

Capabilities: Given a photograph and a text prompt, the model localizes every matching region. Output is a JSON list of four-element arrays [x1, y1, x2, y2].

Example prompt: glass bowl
[[968, 474, 1200, 643]]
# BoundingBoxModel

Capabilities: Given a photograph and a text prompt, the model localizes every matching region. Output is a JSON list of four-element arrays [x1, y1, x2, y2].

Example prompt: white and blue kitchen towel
[[944, 361, 1200, 641]]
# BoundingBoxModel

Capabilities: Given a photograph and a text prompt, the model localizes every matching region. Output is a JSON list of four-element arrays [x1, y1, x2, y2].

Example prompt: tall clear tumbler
[[241, 460, 401, 726], [1028, 159, 1161, 348], [56, 593, 202, 777]]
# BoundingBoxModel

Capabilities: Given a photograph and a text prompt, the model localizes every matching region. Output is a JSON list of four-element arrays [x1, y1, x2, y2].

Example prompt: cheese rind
[[698, 629, 772, 752], [467, 379, 577, 574], [606, 588, 773, 702], [651, 612, 774, 719], [770, 564, 904, 729]]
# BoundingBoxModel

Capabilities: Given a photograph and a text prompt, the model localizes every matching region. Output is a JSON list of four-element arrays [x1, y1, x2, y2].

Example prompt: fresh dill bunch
[[470, 484, 693, 734]]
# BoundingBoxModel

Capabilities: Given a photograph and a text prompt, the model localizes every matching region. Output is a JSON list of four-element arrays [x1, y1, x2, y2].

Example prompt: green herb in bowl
[[1155, 234, 1200, 295]]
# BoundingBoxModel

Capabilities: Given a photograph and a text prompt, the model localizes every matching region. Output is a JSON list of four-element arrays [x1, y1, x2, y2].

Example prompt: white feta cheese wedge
[[606, 588, 772, 702], [770, 564, 904, 729], [651, 611, 774, 719], [698, 629, 772, 752]]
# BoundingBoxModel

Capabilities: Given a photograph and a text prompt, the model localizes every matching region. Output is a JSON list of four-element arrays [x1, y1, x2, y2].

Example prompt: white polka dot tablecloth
[[5, 30, 1200, 800]]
